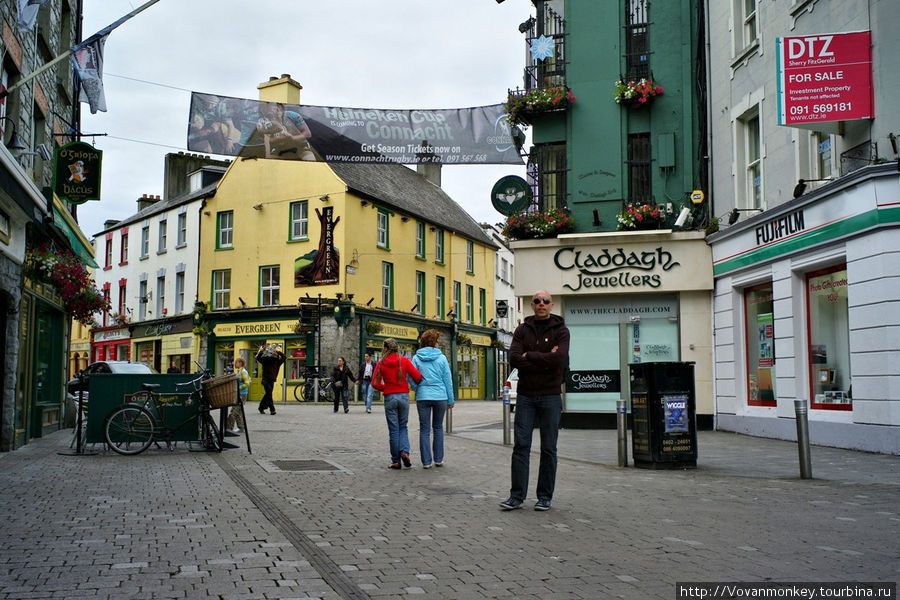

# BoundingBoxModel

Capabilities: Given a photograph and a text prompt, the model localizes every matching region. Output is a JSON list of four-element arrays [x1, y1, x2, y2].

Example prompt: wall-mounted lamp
[[366, 297, 374, 306], [792, 178, 831, 199], [252, 203, 263, 210], [319, 194, 329, 202], [518, 17, 536, 33], [360, 200, 368, 207], [727, 207, 764, 225], [334, 295, 355, 327], [429, 226, 436, 232], [401, 216, 409, 222], [411, 303, 419, 312], [2, 120, 28, 156], [238, 296, 247, 308], [447, 309, 455, 317]]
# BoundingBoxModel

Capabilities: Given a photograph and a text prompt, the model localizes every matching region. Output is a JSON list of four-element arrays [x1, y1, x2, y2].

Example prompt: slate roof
[[93, 181, 218, 237], [328, 162, 497, 248]]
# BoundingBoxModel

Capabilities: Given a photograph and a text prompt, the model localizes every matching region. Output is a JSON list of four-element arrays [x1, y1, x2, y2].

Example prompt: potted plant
[[23, 243, 109, 325], [501, 208, 575, 240], [506, 86, 576, 126], [616, 203, 661, 230], [365, 321, 383, 336], [613, 78, 664, 108]]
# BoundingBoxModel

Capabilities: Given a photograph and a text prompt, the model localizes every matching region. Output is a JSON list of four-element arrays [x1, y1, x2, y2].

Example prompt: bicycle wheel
[[294, 382, 306, 402], [200, 410, 222, 452], [105, 405, 155, 455]]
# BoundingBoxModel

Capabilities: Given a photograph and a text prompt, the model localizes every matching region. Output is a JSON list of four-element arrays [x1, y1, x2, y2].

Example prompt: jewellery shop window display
[[806, 265, 851, 410], [744, 283, 776, 407]]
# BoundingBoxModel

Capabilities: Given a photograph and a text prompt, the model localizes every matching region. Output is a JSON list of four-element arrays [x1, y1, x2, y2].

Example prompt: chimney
[[137, 193, 160, 212], [104, 219, 120, 230], [417, 163, 442, 187], [258, 73, 302, 104]]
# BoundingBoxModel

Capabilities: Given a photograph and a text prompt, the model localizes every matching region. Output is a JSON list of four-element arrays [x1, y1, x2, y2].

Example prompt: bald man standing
[[500, 290, 570, 512]]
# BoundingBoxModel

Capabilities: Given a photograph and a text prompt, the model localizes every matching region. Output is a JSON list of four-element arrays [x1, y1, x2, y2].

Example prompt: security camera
[[674, 207, 691, 228]]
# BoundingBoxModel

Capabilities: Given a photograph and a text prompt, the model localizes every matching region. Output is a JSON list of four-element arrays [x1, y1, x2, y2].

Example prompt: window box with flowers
[[613, 78, 664, 108], [24, 243, 110, 325], [616, 203, 661, 230], [506, 86, 576, 126], [501, 208, 575, 240]]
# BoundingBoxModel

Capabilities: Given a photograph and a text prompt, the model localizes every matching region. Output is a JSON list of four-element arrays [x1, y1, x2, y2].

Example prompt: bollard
[[794, 399, 813, 479], [502, 384, 512, 445], [616, 398, 628, 467], [446, 400, 453, 434]]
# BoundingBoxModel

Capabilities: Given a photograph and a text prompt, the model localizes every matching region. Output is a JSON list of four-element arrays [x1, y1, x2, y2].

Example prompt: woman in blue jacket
[[410, 329, 455, 468]]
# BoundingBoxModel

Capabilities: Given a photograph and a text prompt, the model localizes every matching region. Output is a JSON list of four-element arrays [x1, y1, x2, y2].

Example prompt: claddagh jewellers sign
[[554, 246, 680, 291]]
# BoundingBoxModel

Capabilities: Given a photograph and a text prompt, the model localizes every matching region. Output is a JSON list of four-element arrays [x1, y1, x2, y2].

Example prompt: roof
[[93, 181, 219, 237], [328, 162, 498, 248]]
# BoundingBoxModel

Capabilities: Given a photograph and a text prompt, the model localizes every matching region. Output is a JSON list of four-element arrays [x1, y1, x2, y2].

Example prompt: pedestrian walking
[[410, 329, 454, 469], [255, 344, 285, 415], [358, 352, 376, 413], [227, 356, 250, 432], [500, 290, 569, 512], [371, 338, 422, 470], [330, 356, 358, 413]]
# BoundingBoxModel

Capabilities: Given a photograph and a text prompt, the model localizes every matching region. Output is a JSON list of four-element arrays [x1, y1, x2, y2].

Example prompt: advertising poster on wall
[[776, 31, 873, 126]]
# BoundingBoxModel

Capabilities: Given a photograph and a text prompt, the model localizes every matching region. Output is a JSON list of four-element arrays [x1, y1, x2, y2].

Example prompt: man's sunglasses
[[532, 297, 552, 305]]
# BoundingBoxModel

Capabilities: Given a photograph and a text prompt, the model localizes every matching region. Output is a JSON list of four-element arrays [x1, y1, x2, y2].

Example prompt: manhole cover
[[256, 458, 350, 473]]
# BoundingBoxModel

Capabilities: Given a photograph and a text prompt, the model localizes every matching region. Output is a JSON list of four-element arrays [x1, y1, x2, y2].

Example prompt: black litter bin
[[629, 362, 697, 469]]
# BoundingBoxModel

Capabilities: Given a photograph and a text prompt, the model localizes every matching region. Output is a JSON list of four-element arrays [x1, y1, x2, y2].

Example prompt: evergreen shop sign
[[53, 141, 102, 205]]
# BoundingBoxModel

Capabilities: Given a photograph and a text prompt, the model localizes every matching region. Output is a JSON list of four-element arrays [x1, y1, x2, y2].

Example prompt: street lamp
[[334, 294, 355, 327]]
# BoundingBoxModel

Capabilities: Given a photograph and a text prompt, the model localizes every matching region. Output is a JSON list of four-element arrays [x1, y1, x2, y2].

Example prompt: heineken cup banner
[[188, 92, 523, 165]]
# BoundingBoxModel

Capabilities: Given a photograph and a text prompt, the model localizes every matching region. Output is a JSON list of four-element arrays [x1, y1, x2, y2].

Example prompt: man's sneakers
[[498, 497, 524, 510], [534, 499, 552, 511]]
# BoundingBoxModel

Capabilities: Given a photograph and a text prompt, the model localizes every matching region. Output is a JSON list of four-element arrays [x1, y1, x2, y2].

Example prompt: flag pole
[[0, 0, 163, 101]]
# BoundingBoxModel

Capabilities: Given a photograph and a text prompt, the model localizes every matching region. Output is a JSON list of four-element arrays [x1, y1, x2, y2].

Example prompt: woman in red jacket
[[371, 338, 423, 469]]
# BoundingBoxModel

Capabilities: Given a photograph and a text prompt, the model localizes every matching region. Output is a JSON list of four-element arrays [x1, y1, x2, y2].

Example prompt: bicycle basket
[[202, 374, 239, 408]]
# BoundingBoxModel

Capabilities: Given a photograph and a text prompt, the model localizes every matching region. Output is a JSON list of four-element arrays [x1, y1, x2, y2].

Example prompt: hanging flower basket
[[613, 78, 664, 108], [506, 86, 576, 126], [24, 243, 109, 325], [616, 203, 661, 230], [501, 208, 575, 240]]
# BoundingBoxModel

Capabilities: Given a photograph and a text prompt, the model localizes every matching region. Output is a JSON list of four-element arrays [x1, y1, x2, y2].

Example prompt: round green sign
[[490, 175, 532, 216]]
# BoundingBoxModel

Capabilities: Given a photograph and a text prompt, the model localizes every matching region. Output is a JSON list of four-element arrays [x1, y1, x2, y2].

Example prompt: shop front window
[[286, 340, 308, 381], [744, 283, 776, 406], [215, 341, 236, 376], [807, 265, 851, 410]]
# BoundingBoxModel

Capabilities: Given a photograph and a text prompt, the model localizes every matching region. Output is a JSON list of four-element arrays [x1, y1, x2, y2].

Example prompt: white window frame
[[453, 281, 461, 319], [138, 280, 148, 320], [732, 98, 764, 211], [157, 218, 167, 254], [733, 0, 759, 54], [435, 229, 444, 263], [416, 221, 426, 258], [156, 276, 165, 316], [213, 269, 231, 309], [436, 275, 445, 319], [381, 262, 393, 308], [290, 201, 308, 240], [176, 213, 187, 247], [415, 271, 425, 315], [140, 225, 150, 259], [465, 284, 473, 323], [377, 211, 389, 248], [175, 272, 185, 314], [466, 240, 474, 273], [217, 211, 234, 249], [260, 265, 280, 307]]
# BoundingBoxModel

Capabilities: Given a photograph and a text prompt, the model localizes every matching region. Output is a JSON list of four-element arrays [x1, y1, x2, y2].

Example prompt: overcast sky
[[77, 0, 530, 239]]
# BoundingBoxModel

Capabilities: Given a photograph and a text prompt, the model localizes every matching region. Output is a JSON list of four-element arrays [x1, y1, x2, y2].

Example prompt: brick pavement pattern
[[1, 400, 897, 599]]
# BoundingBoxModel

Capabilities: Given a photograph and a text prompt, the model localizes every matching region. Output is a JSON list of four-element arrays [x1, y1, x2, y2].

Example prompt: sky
[[77, 0, 531, 240]]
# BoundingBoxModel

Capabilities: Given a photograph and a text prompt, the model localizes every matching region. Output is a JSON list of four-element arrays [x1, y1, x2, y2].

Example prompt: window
[[466, 241, 474, 273], [453, 281, 461, 319], [104, 238, 112, 269], [807, 265, 851, 410], [120, 232, 128, 265], [497, 256, 510, 283], [625, 0, 649, 79], [174, 272, 185, 314], [377, 210, 389, 249], [416, 221, 426, 259], [176, 213, 187, 247], [732, 0, 758, 53], [479, 288, 486, 326], [102, 285, 111, 326], [435, 228, 445, 263], [627, 133, 652, 203], [217, 211, 233, 249], [156, 276, 165, 316], [140, 225, 149, 259], [736, 107, 762, 209], [381, 262, 393, 308], [138, 280, 148, 320], [415, 271, 425, 315], [436, 276, 445, 319], [744, 283, 775, 406], [289, 201, 308, 240], [465, 285, 474, 323], [212, 269, 231, 309], [527, 143, 567, 211], [260, 265, 280, 307], [118, 281, 126, 316], [815, 132, 833, 179], [158, 219, 167, 253]]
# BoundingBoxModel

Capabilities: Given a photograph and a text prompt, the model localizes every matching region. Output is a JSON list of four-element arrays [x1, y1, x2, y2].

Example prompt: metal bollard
[[616, 399, 628, 467], [502, 386, 512, 445], [446, 401, 453, 434], [794, 399, 812, 479]]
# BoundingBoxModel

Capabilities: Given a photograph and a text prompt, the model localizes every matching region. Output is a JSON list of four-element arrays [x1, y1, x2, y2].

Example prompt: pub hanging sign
[[53, 141, 102, 205]]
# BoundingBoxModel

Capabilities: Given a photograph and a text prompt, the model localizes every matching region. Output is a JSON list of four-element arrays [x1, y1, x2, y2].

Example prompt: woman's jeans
[[510, 394, 562, 502], [333, 386, 349, 412], [383, 393, 410, 463], [416, 400, 448, 465]]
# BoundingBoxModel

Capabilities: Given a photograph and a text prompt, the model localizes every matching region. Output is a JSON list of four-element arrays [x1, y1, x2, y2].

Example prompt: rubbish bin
[[629, 362, 697, 469]]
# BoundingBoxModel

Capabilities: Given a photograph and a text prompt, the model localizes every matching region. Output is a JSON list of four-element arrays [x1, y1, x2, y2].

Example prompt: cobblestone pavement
[[1, 400, 898, 600]]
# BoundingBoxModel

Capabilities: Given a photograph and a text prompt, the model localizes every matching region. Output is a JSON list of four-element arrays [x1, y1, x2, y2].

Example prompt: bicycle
[[103, 366, 222, 455], [293, 366, 334, 402]]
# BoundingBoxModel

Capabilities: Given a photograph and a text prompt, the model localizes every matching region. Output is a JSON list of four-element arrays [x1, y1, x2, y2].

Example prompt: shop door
[[30, 304, 63, 438]]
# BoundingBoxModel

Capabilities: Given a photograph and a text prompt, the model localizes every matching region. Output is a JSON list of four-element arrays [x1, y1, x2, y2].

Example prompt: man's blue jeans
[[361, 380, 374, 410], [416, 400, 448, 466], [510, 393, 562, 502], [383, 393, 410, 463]]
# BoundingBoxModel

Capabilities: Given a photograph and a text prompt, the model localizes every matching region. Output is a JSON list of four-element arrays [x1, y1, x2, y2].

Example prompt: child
[[228, 356, 250, 432]]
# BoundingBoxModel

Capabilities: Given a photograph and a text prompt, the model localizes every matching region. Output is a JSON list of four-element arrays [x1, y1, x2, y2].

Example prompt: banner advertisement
[[776, 31, 873, 126], [294, 206, 339, 287], [188, 92, 523, 165]]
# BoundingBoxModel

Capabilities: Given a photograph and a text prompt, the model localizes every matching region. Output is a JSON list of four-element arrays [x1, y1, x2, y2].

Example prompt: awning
[[52, 206, 99, 268]]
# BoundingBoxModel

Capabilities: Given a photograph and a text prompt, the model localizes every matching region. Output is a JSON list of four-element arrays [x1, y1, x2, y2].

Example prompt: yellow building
[[196, 75, 499, 402]]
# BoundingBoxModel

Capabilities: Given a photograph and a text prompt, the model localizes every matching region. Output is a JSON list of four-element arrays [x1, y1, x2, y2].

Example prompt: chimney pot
[[281, 73, 290, 79], [269, 76, 277, 81]]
